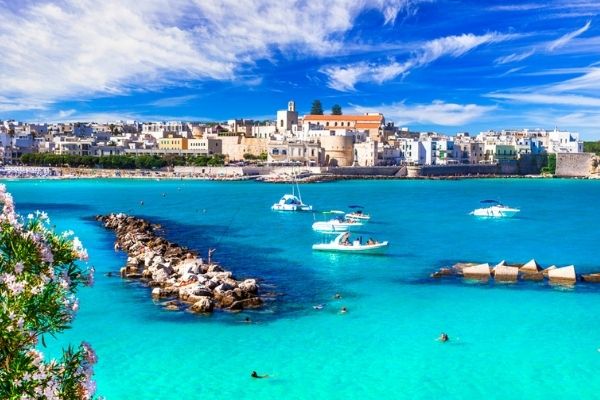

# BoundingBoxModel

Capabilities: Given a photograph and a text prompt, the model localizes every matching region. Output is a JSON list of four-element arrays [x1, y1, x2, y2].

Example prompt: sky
[[1, 0, 600, 138]]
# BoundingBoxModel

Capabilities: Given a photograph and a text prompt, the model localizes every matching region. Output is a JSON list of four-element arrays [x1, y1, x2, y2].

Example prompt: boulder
[[548, 265, 576, 283], [229, 297, 263, 310], [462, 263, 491, 279], [189, 297, 214, 313], [239, 279, 258, 293], [582, 273, 600, 283], [493, 265, 519, 282], [520, 259, 542, 273]]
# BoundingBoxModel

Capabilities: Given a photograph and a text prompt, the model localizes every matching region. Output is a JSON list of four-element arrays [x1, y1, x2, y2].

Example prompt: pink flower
[[14, 262, 24, 274]]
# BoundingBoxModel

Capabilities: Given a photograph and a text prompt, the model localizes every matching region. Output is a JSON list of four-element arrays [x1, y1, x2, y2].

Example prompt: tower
[[288, 100, 296, 112]]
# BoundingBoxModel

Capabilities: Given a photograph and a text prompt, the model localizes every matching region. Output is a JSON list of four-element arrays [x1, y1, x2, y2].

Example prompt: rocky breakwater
[[96, 213, 262, 313]]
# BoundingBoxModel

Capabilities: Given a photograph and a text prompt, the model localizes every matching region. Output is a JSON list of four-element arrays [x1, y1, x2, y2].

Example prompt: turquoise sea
[[5, 178, 600, 399]]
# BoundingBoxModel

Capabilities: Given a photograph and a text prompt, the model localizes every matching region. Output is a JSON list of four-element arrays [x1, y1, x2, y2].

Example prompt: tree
[[310, 100, 323, 115], [331, 104, 342, 115], [0, 185, 97, 399]]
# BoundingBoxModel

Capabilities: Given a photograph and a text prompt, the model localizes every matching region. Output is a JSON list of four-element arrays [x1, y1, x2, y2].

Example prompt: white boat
[[312, 232, 388, 254], [312, 217, 363, 233], [470, 200, 520, 218], [345, 205, 370, 221], [271, 194, 312, 211], [271, 169, 312, 212]]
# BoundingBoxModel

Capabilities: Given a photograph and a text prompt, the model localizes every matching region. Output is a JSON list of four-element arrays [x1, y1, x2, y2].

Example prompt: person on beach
[[438, 333, 449, 342], [251, 371, 269, 379]]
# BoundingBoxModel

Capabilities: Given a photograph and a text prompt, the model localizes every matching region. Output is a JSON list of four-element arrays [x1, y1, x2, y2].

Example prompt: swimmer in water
[[438, 333, 449, 342], [313, 304, 325, 310], [251, 371, 268, 379], [340, 307, 347, 314], [140, 200, 144, 206], [334, 293, 342, 299], [244, 317, 251, 323]]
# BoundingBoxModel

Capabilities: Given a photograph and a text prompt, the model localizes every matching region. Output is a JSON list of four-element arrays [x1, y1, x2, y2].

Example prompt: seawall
[[556, 153, 599, 177]]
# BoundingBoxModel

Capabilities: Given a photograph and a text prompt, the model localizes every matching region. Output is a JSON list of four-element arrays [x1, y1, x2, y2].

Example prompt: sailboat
[[271, 168, 312, 211]]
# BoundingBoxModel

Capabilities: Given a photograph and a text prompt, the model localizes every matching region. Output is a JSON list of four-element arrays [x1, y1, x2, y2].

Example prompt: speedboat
[[345, 205, 370, 221], [312, 232, 388, 254], [271, 194, 312, 211], [470, 200, 520, 218], [312, 217, 363, 233]]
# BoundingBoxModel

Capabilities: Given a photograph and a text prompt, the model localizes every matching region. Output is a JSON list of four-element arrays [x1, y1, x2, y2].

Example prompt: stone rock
[[548, 265, 576, 283], [462, 263, 491, 279], [239, 279, 258, 293], [207, 264, 224, 273], [229, 297, 263, 310], [189, 297, 214, 313]]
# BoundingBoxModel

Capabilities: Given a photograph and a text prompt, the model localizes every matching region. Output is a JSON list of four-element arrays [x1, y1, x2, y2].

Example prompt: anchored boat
[[312, 232, 388, 254], [271, 169, 312, 212], [345, 205, 370, 221], [470, 200, 519, 218], [312, 211, 364, 233]]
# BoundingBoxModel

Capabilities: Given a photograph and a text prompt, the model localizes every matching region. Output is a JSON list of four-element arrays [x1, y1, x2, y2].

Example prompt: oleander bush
[[0, 184, 97, 399]]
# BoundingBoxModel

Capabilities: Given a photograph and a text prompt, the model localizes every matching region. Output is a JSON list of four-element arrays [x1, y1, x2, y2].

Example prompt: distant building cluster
[[0, 100, 584, 166]]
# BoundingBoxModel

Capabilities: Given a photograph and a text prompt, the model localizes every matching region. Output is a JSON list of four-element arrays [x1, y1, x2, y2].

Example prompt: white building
[[276, 101, 298, 133], [354, 140, 378, 166]]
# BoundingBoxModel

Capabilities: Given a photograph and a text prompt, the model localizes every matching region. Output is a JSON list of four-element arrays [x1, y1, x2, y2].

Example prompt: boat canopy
[[480, 199, 500, 204], [348, 205, 364, 208]]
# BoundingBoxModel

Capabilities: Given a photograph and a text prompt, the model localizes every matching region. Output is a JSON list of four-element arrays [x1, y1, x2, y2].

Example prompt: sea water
[[5, 178, 600, 399]]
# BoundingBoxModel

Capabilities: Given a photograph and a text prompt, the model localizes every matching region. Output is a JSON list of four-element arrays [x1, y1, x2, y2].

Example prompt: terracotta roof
[[356, 122, 382, 129], [303, 114, 383, 122]]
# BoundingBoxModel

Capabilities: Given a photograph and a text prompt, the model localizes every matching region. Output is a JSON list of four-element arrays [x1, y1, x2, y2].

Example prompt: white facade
[[354, 141, 378, 166]]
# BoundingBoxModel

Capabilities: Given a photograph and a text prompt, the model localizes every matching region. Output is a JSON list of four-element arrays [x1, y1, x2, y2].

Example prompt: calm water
[[5, 178, 600, 399]]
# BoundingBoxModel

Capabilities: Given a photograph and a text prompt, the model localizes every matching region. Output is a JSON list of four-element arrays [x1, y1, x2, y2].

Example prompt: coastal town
[[0, 100, 587, 171]]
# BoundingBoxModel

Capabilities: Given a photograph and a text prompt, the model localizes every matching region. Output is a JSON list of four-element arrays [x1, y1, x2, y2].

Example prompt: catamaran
[[312, 232, 388, 254], [470, 200, 520, 218], [271, 169, 312, 211]]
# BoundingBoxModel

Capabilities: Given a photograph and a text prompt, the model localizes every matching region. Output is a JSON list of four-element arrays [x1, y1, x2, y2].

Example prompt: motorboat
[[470, 200, 520, 218], [312, 232, 388, 254], [345, 205, 370, 221], [271, 194, 312, 211], [312, 214, 363, 233], [271, 168, 312, 211]]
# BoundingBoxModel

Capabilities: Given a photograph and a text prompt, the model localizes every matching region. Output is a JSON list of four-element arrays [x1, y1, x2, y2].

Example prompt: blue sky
[[1, 0, 600, 138]]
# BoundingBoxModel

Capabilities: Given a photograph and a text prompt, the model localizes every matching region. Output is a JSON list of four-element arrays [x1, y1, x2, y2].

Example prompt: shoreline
[[1, 166, 598, 181]]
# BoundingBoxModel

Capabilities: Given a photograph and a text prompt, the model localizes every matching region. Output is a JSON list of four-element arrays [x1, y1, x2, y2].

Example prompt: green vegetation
[[20, 153, 226, 169], [541, 153, 556, 174], [584, 141, 600, 155], [243, 152, 267, 161], [0, 186, 97, 399], [331, 104, 342, 115], [310, 99, 323, 115]]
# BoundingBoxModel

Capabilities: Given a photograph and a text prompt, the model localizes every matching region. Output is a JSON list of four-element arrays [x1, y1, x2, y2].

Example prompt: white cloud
[[148, 95, 199, 108], [0, 0, 414, 108], [350, 100, 496, 126], [486, 92, 600, 107], [547, 20, 591, 51], [546, 68, 600, 93], [322, 33, 512, 91], [495, 49, 535, 65]]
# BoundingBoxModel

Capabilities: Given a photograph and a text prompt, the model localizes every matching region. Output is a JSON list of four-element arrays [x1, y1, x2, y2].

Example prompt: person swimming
[[340, 307, 347, 314], [251, 371, 269, 379], [438, 332, 449, 342], [313, 304, 325, 310], [334, 293, 342, 299]]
